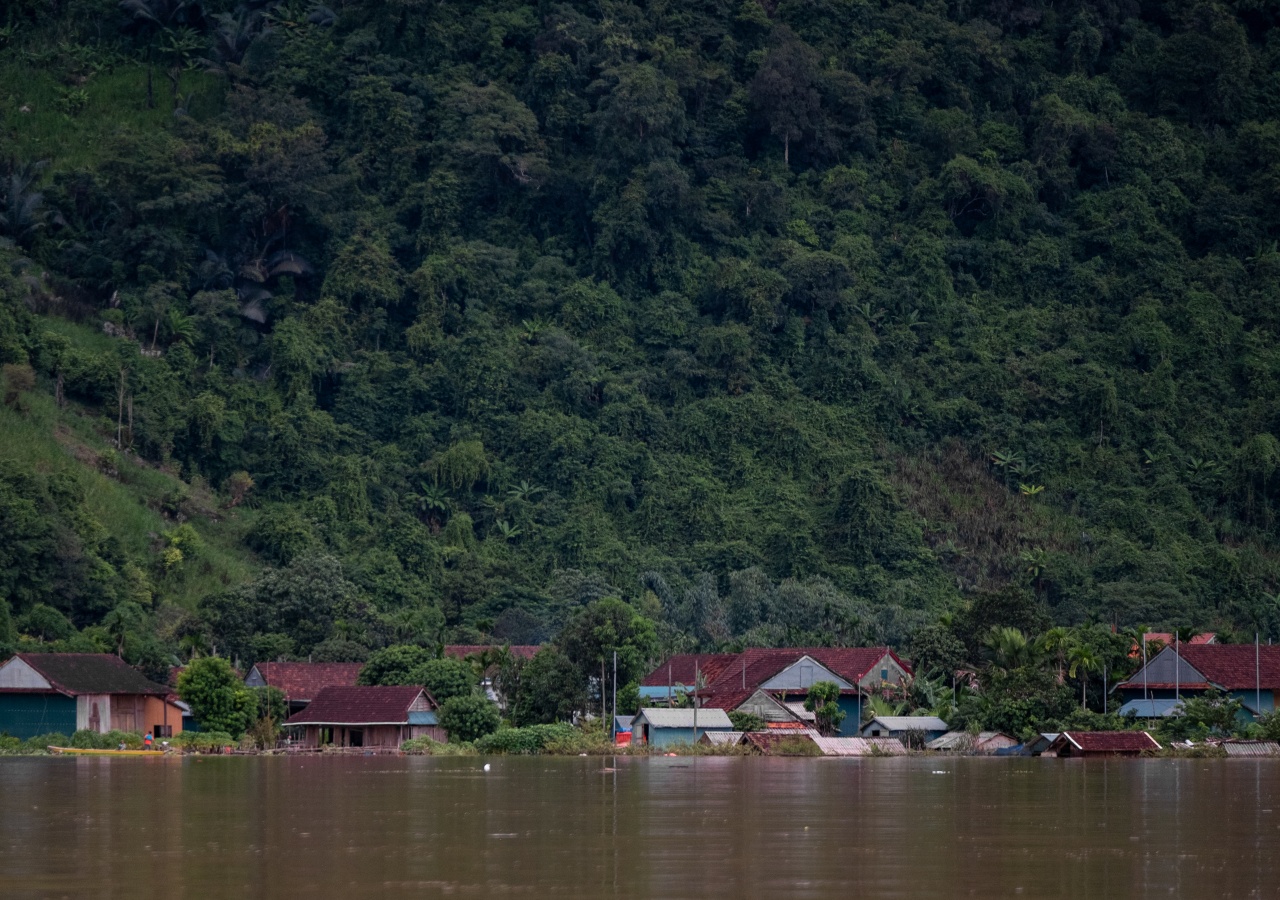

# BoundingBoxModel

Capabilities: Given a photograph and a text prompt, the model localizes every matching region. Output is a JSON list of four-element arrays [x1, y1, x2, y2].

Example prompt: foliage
[[803, 680, 846, 737], [437, 695, 501, 743], [2, 0, 1280, 726], [357, 644, 434, 686], [1158, 688, 1246, 741], [177, 656, 254, 738], [509, 647, 584, 726], [728, 711, 767, 733], [473, 723, 577, 755], [405, 657, 475, 703]]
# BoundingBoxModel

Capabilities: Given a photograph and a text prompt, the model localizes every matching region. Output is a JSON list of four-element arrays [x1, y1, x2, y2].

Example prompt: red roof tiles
[[640, 654, 739, 687], [284, 686, 432, 725], [1177, 644, 1280, 691], [699, 647, 907, 710], [1058, 731, 1161, 752], [249, 662, 364, 702]]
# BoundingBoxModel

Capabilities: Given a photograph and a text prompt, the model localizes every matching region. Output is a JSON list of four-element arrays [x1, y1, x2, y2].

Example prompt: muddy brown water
[[2, 755, 1279, 898]]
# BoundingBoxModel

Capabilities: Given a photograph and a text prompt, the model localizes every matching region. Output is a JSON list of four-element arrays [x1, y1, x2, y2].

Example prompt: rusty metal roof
[[248, 662, 364, 701], [284, 686, 432, 726], [1054, 731, 1161, 752]]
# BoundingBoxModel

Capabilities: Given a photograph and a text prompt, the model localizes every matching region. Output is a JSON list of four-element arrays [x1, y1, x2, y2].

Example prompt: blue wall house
[[1118, 644, 1280, 722], [631, 708, 734, 747]]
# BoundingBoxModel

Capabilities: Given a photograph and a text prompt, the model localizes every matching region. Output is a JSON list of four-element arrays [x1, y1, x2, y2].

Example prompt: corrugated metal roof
[[783, 701, 817, 721], [1222, 740, 1280, 757], [865, 716, 948, 732], [633, 707, 734, 729], [701, 731, 745, 746], [811, 736, 907, 756], [1054, 731, 1161, 752], [1117, 698, 1183, 718]]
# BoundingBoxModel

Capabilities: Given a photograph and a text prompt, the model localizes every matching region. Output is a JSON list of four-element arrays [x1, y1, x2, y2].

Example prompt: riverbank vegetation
[[4, 0, 1280, 743]]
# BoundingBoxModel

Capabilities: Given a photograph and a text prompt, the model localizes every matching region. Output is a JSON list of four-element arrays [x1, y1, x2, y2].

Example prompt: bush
[[172, 730, 236, 752], [69, 729, 143, 749], [401, 737, 475, 756], [473, 724, 578, 755], [437, 695, 501, 742]]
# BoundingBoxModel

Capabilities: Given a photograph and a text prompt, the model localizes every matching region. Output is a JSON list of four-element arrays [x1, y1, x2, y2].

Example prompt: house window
[[881, 668, 888, 682], [153, 725, 173, 738], [871, 729, 882, 737]]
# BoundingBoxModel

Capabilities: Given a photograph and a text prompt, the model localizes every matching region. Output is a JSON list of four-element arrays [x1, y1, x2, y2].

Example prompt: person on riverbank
[[143, 732, 153, 750]]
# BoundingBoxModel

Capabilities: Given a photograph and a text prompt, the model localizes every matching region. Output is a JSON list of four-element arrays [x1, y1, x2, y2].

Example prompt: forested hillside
[[3, 0, 1280, 676]]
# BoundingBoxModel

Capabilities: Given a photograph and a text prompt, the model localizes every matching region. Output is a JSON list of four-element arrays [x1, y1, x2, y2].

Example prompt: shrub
[[473, 724, 578, 755], [438, 695, 502, 743]]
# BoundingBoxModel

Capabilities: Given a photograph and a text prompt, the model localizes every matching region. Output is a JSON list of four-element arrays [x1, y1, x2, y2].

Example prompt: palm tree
[[0, 160, 49, 246], [1067, 643, 1102, 710], [984, 626, 1033, 672], [1037, 626, 1073, 683], [119, 0, 204, 108]]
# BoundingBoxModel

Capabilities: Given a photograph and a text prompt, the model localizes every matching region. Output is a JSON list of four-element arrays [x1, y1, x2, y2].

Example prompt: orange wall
[[141, 696, 184, 737]]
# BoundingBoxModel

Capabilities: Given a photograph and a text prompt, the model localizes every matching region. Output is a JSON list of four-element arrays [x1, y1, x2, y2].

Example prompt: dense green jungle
[[3, 0, 1280, 706]]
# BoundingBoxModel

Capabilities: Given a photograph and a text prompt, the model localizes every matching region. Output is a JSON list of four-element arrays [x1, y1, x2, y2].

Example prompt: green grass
[[1, 368, 260, 609], [0, 58, 222, 173]]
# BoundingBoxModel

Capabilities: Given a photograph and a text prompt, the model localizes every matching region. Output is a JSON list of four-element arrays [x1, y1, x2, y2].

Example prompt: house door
[[349, 729, 364, 748]]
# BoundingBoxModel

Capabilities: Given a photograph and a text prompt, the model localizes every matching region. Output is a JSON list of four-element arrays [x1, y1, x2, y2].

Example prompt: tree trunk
[[784, 134, 789, 166]]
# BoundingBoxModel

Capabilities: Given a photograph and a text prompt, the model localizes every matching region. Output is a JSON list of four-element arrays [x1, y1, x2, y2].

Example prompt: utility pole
[[612, 650, 617, 742]]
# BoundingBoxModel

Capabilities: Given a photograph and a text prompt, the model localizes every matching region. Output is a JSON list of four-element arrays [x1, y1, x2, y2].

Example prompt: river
[[2, 755, 1278, 898]]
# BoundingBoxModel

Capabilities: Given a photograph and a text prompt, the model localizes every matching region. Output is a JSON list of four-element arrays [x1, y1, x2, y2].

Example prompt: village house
[[638, 654, 739, 704], [860, 715, 948, 745], [0, 653, 183, 739], [1117, 643, 1280, 721], [1046, 731, 1161, 757], [630, 707, 734, 747], [284, 685, 443, 748], [244, 662, 365, 715], [648, 647, 912, 737]]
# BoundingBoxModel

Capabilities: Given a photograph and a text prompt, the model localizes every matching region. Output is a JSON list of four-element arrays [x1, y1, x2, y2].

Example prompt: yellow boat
[[48, 746, 164, 757]]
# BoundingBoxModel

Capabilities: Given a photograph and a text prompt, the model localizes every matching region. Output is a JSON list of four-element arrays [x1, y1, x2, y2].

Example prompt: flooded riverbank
[[4, 755, 1279, 898]]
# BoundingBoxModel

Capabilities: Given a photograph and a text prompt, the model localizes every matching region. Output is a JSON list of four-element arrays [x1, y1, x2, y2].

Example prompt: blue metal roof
[[1117, 698, 1183, 718]]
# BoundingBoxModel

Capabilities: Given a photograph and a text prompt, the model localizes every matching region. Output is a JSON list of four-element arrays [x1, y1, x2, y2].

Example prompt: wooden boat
[[47, 746, 162, 757]]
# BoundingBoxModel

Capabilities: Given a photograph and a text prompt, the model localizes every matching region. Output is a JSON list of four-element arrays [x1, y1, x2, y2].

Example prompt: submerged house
[[0, 653, 183, 739], [691, 647, 913, 737], [860, 716, 948, 745], [925, 731, 1019, 754], [631, 707, 734, 747], [244, 662, 365, 715], [1046, 731, 1160, 757], [1117, 644, 1280, 721], [284, 686, 442, 748]]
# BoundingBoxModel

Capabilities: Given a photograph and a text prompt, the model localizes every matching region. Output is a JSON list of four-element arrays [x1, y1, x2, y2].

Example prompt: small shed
[[631, 707, 734, 747], [926, 731, 1019, 754], [860, 716, 948, 745], [811, 736, 908, 757], [1047, 731, 1161, 758]]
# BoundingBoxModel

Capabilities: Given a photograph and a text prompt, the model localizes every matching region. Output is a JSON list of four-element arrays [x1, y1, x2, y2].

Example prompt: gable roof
[[700, 647, 908, 710], [284, 685, 432, 726], [247, 662, 364, 701], [865, 715, 948, 732], [633, 707, 734, 730], [1129, 632, 1216, 657], [2, 654, 169, 696], [640, 654, 738, 687], [1054, 731, 1161, 752], [1119, 644, 1280, 692]]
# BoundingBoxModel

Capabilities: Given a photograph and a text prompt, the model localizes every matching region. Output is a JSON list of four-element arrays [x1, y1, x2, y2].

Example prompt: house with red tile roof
[[638, 654, 739, 703], [1117, 643, 1280, 720], [284, 685, 442, 748], [1128, 632, 1216, 658], [640, 647, 911, 736], [1046, 731, 1161, 757], [0, 653, 184, 739], [245, 662, 365, 714]]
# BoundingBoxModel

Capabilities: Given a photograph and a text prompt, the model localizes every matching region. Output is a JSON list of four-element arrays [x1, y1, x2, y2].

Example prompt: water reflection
[[2, 756, 1278, 898]]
